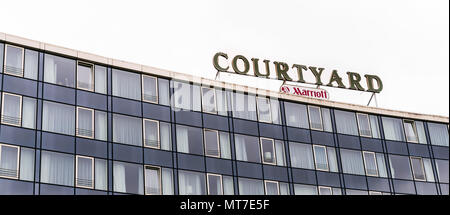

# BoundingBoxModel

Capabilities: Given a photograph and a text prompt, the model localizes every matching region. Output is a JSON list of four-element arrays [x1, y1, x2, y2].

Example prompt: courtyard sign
[[213, 52, 383, 93]]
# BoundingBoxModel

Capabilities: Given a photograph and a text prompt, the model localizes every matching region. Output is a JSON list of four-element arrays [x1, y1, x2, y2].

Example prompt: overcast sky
[[1, 0, 448, 117]]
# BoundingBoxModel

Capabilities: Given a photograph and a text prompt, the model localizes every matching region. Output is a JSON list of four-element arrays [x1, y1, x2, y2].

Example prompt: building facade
[[0, 33, 448, 195]]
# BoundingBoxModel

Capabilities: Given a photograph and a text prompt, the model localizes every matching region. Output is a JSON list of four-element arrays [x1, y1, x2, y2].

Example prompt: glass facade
[[0, 41, 448, 195]]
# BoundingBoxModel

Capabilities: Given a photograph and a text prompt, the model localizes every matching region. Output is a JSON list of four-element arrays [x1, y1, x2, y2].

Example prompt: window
[[178, 170, 206, 195], [308, 106, 323, 131], [264, 180, 280, 195], [24, 49, 38, 80], [77, 61, 94, 91], [318, 186, 332, 195], [113, 161, 144, 194], [219, 132, 231, 159], [41, 151, 74, 186], [162, 168, 174, 195], [294, 184, 317, 195], [382, 117, 405, 142], [1, 93, 22, 126], [422, 158, 435, 182], [435, 159, 449, 183], [202, 87, 217, 114], [95, 159, 107, 190], [289, 142, 314, 169], [0, 43, 3, 73], [143, 119, 160, 149], [4, 44, 24, 76], [207, 173, 223, 195], [369, 115, 380, 138], [313, 145, 328, 171], [340, 149, 365, 175], [239, 178, 264, 195], [357, 113, 372, 137], [94, 65, 107, 94], [76, 107, 94, 138], [369, 191, 382, 195], [160, 122, 172, 151], [284, 102, 309, 129], [261, 138, 275, 165], [95, 111, 107, 141], [428, 122, 449, 147], [321, 108, 333, 132], [223, 176, 234, 195], [158, 78, 170, 106], [375, 153, 388, 177], [403, 120, 418, 143], [257, 97, 271, 123], [204, 129, 220, 157], [335, 110, 358, 136], [279, 182, 290, 195], [346, 189, 368, 195], [112, 69, 141, 100], [0, 144, 20, 179], [176, 125, 203, 155], [363, 151, 378, 177], [76, 156, 94, 189], [274, 140, 286, 166], [113, 114, 142, 146], [42, 101, 75, 135], [144, 166, 161, 195], [44, 54, 76, 87], [414, 121, 427, 144], [410, 157, 426, 181], [142, 75, 158, 103], [389, 155, 413, 180], [235, 134, 260, 163], [173, 81, 201, 111], [231, 92, 257, 121]]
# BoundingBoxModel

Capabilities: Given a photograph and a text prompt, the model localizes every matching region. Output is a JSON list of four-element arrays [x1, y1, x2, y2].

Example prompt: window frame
[[76, 61, 95, 92], [356, 113, 372, 138], [318, 186, 332, 195], [204, 129, 220, 158], [363, 151, 379, 177], [308, 105, 323, 131], [142, 74, 159, 104], [260, 137, 276, 165], [75, 155, 94, 189], [1, 92, 23, 127], [76, 106, 95, 139], [201, 87, 217, 114], [144, 165, 162, 195], [403, 119, 419, 143], [0, 143, 20, 180], [410, 156, 426, 181], [313, 145, 329, 171], [4, 44, 24, 77], [143, 118, 160, 149], [264, 180, 280, 195], [207, 173, 223, 195], [256, 97, 272, 123]]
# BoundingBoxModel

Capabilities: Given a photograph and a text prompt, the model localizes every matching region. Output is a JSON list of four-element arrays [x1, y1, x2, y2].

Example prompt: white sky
[[1, 0, 448, 117]]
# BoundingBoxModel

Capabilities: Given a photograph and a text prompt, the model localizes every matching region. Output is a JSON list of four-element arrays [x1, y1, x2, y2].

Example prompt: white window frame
[[204, 129, 220, 158], [357, 113, 372, 138], [0, 144, 20, 179], [76, 107, 95, 139], [410, 156, 426, 181], [363, 151, 379, 177], [201, 87, 217, 114], [144, 165, 162, 195], [207, 173, 223, 195], [142, 75, 159, 104], [264, 180, 280, 195], [318, 186, 333, 195], [143, 119, 160, 149], [313, 145, 329, 171], [403, 119, 419, 143], [4, 44, 24, 77], [256, 97, 272, 123], [260, 137, 276, 165], [75, 155, 94, 189], [76, 61, 95, 92], [308, 105, 323, 131], [369, 191, 382, 195], [1, 92, 23, 127]]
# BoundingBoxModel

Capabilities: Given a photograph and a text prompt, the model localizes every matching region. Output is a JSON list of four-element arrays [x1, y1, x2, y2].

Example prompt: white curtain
[[113, 162, 126, 193], [95, 159, 107, 190], [422, 158, 435, 182], [19, 147, 34, 181], [435, 160, 449, 183], [158, 79, 170, 106], [257, 97, 271, 123], [238, 178, 263, 195], [145, 168, 160, 194], [313, 146, 328, 170], [270, 99, 281, 124], [113, 114, 142, 146], [335, 110, 358, 136], [369, 115, 380, 138], [144, 120, 158, 148], [294, 184, 317, 195], [77, 157, 93, 187], [327, 147, 338, 172], [5, 45, 22, 73], [176, 126, 189, 153], [289, 142, 314, 169], [415, 121, 427, 144], [275, 141, 285, 166], [42, 101, 75, 135], [232, 92, 257, 121], [321, 108, 333, 132], [340, 149, 365, 175], [376, 153, 387, 177], [234, 135, 248, 161], [112, 69, 141, 100], [95, 66, 107, 94], [0, 145, 19, 178], [24, 50, 38, 80], [160, 122, 171, 151], [179, 171, 205, 195], [309, 106, 322, 130], [382, 117, 405, 141], [143, 76, 158, 103], [279, 183, 289, 195], [41, 151, 74, 186], [284, 102, 309, 129], [22, 97, 36, 129], [78, 108, 93, 137], [216, 89, 228, 116], [162, 168, 174, 195], [428, 122, 449, 147], [173, 81, 191, 110], [95, 111, 107, 141], [43, 54, 56, 84], [223, 176, 234, 195], [219, 132, 231, 159], [265, 182, 279, 195], [363, 152, 378, 176], [202, 88, 216, 113], [2, 93, 21, 125], [357, 114, 371, 136]]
